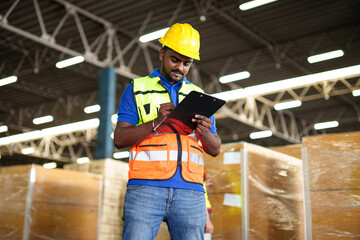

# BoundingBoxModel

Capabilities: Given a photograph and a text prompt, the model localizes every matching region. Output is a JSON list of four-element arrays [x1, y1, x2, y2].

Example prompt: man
[[114, 23, 221, 240]]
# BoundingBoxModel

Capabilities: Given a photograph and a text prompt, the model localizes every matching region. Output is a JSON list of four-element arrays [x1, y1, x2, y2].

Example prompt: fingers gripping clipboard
[[154, 91, 226, 135]]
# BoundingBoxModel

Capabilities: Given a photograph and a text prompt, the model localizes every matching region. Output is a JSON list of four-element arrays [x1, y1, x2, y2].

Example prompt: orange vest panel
[[129, 133, 204, 184]]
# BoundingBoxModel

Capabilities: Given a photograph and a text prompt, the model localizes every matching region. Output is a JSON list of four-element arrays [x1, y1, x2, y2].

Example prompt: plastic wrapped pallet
[[0, 164, 102, 239], [64, 158, 169, 240], [302, 131, 360, 239], [270, 144, 302, 159], [204, 142, 307, 240], [64, 159, 128, 240]]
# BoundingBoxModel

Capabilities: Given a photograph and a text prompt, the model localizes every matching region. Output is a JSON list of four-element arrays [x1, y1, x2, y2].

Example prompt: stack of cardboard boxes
[[64, 159, 129, 240], [63, 158, 170, 240], [204, 142, 305, 239], [302, 132, 360, 239], [0, 165, 102, 239]]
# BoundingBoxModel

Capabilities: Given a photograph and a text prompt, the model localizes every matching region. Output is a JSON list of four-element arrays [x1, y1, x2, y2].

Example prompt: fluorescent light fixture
[[113, 151, 130, 159], [352, 89, 360, 97], [0, 118, 99, 146], [307, 50, 344, 64], [84, 104, 100, 114], [77, 157, 90, 164], [212, 64, 360, 101], [219, 71, 250, 84], [0, 125, 8, 133], [314, 121, 339, 130], [239, 0, 277, 11], [112, 114, 118, 124], [43, 162, 57, 169], [21, 147, 35, 155], [0, 75, 17, 87], [274, 100, 302, 111], [56, 56, 85, 68], [33, 115, 54, 125], [250, 130, 272, 139], [139, 27, 169, 43]]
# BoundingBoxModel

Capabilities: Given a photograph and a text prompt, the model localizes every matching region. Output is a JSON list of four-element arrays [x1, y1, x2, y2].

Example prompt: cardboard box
[[64, 159, 128, 240], [0, 164, 102, 239], [270, 144, 302, 159], [311, 190, 360, 239], [205, 142, 305, 240], [302, 131, 360, 239], [64, 159, 170, 239]]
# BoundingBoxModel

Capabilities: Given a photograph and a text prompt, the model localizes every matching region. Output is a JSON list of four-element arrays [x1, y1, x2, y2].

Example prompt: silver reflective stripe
[[130, 150, 178, 161], [190, 152, 204, 165], [130, 151, 136, 160], [169, 150, 178, 161], [181, 151, 189, 162], [130, 150, 202, 165], [131, 150, 168, 161]]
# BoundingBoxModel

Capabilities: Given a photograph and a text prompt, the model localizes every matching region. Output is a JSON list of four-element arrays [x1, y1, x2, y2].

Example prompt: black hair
[[162, 46, 170, 52]]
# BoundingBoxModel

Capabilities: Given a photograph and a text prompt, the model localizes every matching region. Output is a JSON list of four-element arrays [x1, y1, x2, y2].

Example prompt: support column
[[95, 67, 116, 159]]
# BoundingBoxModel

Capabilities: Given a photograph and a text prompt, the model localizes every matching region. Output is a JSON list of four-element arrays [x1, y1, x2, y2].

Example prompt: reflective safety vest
[[132, 76, 203, 125], [129, 76, 205, 184]]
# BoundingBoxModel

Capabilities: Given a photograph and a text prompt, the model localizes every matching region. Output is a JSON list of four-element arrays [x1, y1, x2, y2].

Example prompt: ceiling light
[[139, 27, 169, 43], [352, 89, 360, 97], [0, 75, 17, 87], [56, 56, 85, 69], [84, 104, 101, 114], [249, 130, 272, 139], [307, 50, 344, 64], [274, 100, 302, 111], [219, 71, 250, 84], [113, 151, 130, 159], [212, 64, 360, 101], [33, 115, 54, 125], [112, 114, 118, 124], [239, 0, 277, 11], [0, 118, 99, 146], [43, 162, 57, 169], [0, 125, 8, 133], [314, 121, 339, 130], [77, 157, 90, 164], [21, 147, 35, 155]]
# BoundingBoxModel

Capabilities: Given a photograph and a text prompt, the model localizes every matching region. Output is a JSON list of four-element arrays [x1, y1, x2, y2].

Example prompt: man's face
[[159, 48, 193, 84]]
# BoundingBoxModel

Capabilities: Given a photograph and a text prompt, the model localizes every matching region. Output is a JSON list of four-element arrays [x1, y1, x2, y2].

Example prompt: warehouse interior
[[0, 0, 359, 239]]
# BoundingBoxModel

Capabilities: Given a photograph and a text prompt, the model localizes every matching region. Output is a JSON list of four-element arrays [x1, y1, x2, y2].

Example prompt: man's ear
[[159, 48, 164, 61]]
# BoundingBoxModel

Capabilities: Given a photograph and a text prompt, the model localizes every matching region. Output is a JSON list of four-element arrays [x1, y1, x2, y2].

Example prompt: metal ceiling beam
[[1, 0, 358, 148], [1, 127, 96, 162], [0, 0, 140, 79]]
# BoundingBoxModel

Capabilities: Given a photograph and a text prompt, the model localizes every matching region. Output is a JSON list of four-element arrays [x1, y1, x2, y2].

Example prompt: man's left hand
[[192, 114, 212, 136]]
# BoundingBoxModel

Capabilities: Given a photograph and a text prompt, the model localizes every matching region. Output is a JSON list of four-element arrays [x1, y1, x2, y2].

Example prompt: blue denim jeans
[[122, 185, 206, 240]]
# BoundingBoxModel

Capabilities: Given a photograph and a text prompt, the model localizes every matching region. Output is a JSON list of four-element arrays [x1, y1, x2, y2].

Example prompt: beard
[[163, 66, 184, 83]]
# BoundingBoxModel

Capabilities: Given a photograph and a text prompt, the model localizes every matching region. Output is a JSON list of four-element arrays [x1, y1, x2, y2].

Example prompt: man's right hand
[[155, 102, 175, 125]]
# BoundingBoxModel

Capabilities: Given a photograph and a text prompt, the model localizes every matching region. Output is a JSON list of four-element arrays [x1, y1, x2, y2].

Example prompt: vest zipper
[[176, 133, 182, 168]]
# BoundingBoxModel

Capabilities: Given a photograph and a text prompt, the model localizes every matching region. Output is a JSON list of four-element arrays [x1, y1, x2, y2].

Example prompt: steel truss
[[1, 127, 97, 162], [1, 0, 359, 161]]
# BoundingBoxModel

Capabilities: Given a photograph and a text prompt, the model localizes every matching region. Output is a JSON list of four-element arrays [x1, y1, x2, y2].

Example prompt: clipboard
[[154, 91, 226, 135]]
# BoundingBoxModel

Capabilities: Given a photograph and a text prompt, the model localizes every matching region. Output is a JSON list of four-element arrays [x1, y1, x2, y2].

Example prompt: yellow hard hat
[[159, 23, 200, 60]]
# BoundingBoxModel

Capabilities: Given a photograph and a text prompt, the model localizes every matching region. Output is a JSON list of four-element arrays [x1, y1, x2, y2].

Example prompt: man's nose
[[176, 62, 185, 72]]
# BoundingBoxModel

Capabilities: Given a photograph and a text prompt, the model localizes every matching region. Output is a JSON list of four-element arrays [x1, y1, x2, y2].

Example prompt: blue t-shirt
[[117, 69, 217, 192]]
